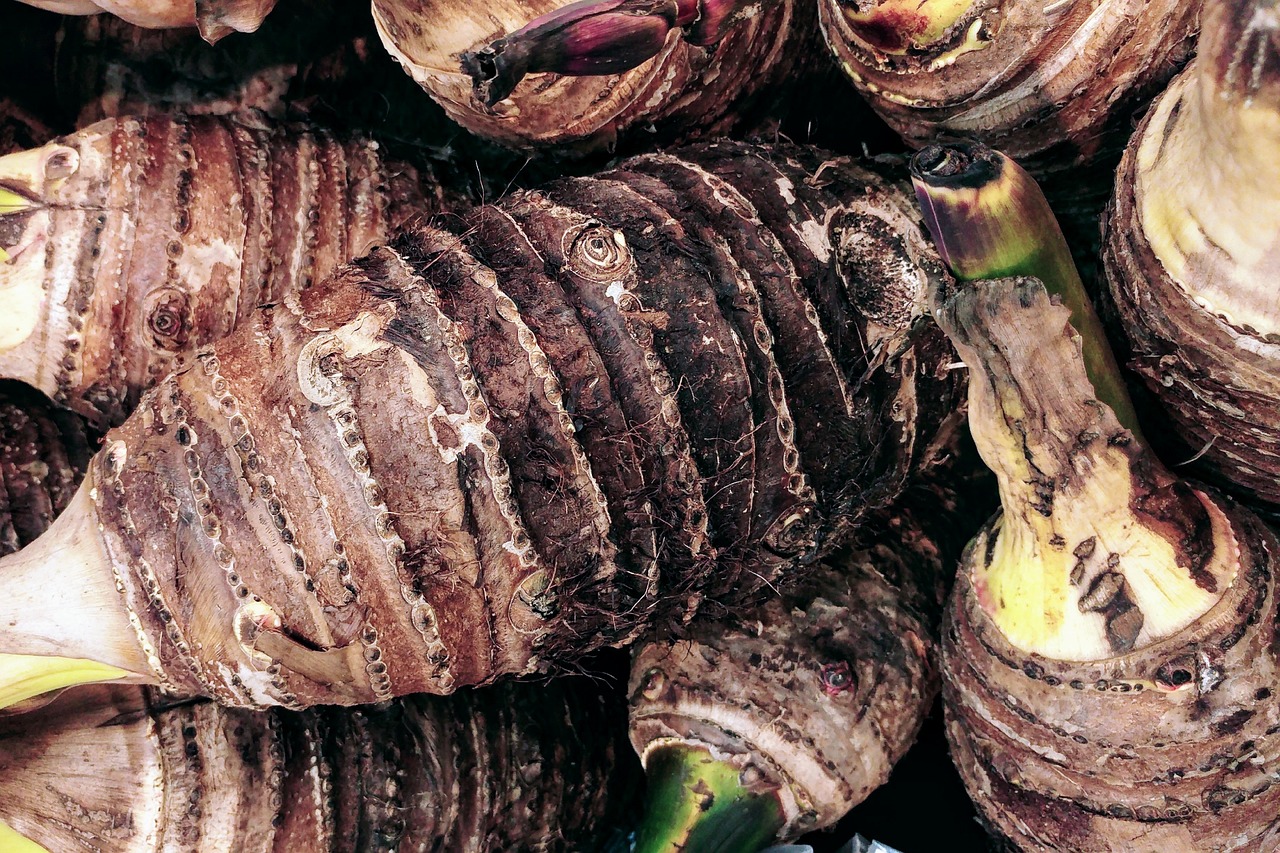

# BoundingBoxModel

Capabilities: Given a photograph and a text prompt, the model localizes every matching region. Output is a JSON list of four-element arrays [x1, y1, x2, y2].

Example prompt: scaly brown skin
[[629, 458, 985, 843], [1103, 0, 1280, 519], [939, 277, 1280, 852], [0, 141, 964, 708], [0, 382, 96, 554], [370, 0, 817, 152], [820, 0, 1199, 202], [17, 0, 277, 42], [0, 678, 636, 852], [0, 114, 432, 429]]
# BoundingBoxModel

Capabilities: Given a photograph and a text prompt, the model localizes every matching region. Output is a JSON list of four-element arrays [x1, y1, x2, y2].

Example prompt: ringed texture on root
[[39, 141, 962, 707], [820, 0, 1199, 201], [0, 680, 635, 852], [0, 113, 431, 428], [370, 0, 817, 152]]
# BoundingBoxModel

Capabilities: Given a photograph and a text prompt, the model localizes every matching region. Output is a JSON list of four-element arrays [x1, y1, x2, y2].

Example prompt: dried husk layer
[[0, 679, 635, 852], [0, 114, 431, 428], [821, 0, 1199, 200], [939, 277, 1280, 851], [0, 141, 962, 708], [1103, 0, 1280, 517], [370, 0, 817, 152]]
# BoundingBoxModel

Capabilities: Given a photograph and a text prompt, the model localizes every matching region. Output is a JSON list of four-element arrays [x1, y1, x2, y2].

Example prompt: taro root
[[0, 381, 96, 554], [0, 141, 963, 710], [17, 0, 278, 43], [0, 679, 636, 851], [370, 0, 817, 152], [627, 459, 982, 848], [819, 0, 1200, 200], [0, 113, 433, 428], [915, 143, 1280, 850], [1103, 0, 1280, 517]]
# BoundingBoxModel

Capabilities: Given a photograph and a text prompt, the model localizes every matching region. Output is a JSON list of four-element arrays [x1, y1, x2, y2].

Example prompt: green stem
[[634, 744, 784, 853], [911, 142, 1143, 440]]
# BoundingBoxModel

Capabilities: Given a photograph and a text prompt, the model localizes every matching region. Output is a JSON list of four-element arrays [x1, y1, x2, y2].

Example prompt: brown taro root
[[627, 460, 981, 848], [370, 0, 817, 152], [0, 381, 96, 554], [0, 113, 436, 429], [1103, 0, 1280, 517], [819, 0, 1200, 200], [17, 0, 278, 43], [0, 679, 636, 852], [938, 277, 1280, 851], [0, 141, 963, 710]]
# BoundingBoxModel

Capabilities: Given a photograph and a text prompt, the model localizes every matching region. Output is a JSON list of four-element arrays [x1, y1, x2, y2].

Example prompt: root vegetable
[[370, 0, 817, 151], [0, 114, 433, 428], [1103, 0, 1280, 517], [16, 0, 277, 43], [916, 142, 1280, 851], [820, 0, 1200, 200], [0, 679, 636, 851], [0, 381, 96, 553], [628, 460, 981, 847], [0, 140, 963, 710]]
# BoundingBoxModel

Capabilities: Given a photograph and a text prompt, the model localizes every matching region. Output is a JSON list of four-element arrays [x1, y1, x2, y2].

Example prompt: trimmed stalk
[[15, 0, 278, 43], [911, 142, 1141, 440], [459, 0, 756, 106], [0, 141, 963, 709], [630, 462, 978, 846], [0, 679, 637, 851], [1103, 0, 1280, 516], [633, 743, 784, 853], [370, 0, 817, 151], [0, 114, 433, 428], [918, 147, 1280, 849], [819, 0, 1199, 200], [0, 382, 108, 711]]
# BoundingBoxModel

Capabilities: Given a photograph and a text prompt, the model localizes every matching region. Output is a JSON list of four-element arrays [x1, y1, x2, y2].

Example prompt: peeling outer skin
[[0, 679, 635, 852], [629, 475, 971, 840], [369, 0, 817, 153], [0, 381, 96, 555], [0, 114, 429, 429], [1103, 3, 1280, 518], [17, 0, 278, 42], [821, 0, 1199, 202], [82, 140, 960, 707]]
